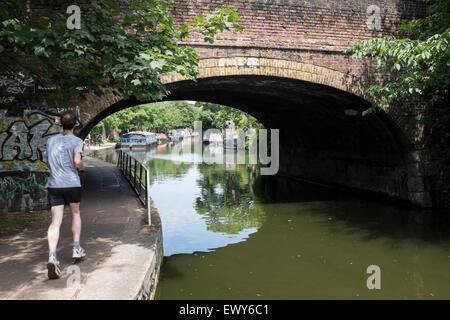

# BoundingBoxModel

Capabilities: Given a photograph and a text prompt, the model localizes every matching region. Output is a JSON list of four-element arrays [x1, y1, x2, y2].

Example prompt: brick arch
[[72, 55, 424, 207], [80, 56, 408, 169], [160, 57, 367, 100], [78, 57, 369, 137]]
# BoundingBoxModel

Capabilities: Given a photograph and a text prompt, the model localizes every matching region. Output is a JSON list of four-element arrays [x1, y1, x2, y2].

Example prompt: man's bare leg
[[47, 205, 64, 279], [47, 205, 64, 254], [70, 202, 86, 262], [70, 202, 81, 243]]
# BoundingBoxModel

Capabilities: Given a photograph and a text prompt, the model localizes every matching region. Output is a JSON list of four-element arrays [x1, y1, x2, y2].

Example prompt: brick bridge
[[1, 0, 438, 212]]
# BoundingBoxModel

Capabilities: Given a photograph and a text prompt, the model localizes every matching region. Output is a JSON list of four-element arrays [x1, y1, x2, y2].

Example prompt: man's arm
[[74, 152, 85, 171]]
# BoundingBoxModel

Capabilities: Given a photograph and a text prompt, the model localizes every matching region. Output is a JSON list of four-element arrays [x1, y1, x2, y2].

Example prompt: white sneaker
[[47, 256, 61, 280], [72, 247, 86, 263]]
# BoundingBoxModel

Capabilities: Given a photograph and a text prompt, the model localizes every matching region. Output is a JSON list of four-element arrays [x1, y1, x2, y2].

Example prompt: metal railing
[[117, 149, 151, 225]]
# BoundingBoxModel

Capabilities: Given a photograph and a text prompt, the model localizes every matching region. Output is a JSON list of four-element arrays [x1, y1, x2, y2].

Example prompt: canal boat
[[223, 134, 246, 150], [223, 137, 238, 150], [167, 130, 184, 142], [203, 132, 223, 145], [115, 131, 157, 149], [222, 123, 245, 150], [157, 133, 168, 145]]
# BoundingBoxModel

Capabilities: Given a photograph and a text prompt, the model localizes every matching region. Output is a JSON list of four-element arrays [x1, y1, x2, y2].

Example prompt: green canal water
[[92, 142, 450, 299]]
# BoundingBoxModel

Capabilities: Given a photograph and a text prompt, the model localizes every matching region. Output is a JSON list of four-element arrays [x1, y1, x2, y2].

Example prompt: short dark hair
[[60, 110, 77, 130]]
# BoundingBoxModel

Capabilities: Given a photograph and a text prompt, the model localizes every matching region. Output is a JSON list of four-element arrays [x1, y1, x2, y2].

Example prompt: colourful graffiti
[[0, 173, 48, 212], [0, 174, 47, 203], [0, 108, 61, 172], [0, 73, 90, 212]]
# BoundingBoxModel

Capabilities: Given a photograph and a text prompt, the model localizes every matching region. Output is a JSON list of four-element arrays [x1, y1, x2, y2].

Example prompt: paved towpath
[[0, 156, 161, 300], [83, 142, 116, 155]]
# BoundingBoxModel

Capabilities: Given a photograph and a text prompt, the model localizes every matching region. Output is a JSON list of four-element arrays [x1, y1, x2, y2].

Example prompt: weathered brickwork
[[172, 0, 425, 51], [160, 57, 365, 96], [2, 0, 440, 211]]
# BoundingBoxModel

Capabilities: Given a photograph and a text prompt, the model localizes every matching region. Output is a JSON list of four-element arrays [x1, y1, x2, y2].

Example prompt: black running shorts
[[47, 187, 82, 207]]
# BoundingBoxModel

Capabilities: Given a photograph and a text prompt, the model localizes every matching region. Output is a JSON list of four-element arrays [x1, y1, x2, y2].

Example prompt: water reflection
[[195, 163, 264, 234], [128, 141, 266, 255], [90, 143, 450, 299]]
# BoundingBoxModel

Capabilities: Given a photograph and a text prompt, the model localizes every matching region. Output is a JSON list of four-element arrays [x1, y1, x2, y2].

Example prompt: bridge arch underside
[[163, 75, 409, 201], [84, 74, 410, 202]]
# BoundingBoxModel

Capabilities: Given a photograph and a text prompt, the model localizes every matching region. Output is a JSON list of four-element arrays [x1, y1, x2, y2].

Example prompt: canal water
[[92, 141, 450, 299]]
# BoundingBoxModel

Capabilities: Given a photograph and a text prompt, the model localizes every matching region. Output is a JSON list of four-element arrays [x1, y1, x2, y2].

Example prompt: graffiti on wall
[[14, 100, 91, 127], [0, 107, 62, 172], [0, 173, 48, 212], [0, 74, 35, 95], [0, 72, 91, 212], [0, 99, 91, 172]]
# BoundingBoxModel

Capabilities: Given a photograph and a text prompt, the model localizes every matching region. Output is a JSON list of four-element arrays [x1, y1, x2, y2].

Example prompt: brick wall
[[171, 0, 425, 50], [2, 0, 438, 211]]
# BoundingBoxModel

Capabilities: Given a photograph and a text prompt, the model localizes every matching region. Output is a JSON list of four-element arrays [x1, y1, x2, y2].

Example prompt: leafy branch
[[344, 0, 449, 115], [0, 0, 243, 104]]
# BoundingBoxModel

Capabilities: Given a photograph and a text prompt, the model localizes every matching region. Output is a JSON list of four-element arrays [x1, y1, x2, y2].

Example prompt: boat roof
[[124, 131, 156, 136]]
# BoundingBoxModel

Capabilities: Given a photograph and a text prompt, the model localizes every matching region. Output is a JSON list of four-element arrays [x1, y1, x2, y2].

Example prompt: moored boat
[[157, 133, 168, 145], [202, 132, 223, 145], [115, 131, 157, 149]]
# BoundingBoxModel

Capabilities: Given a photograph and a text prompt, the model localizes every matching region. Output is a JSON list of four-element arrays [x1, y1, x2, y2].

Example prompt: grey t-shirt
[[45, 133, 84, 188]]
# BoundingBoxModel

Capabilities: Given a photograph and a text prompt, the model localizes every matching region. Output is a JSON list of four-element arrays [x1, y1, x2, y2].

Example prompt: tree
[[102, 113, 121, 139], [96, 100, 264, 137], [195, 162, 265, 234], [0, 0, 242, 104], [195, 102, 262, 131], [344, 0, 450, 206], [344, 0, 449, 114], [90, 121, 104, 137]]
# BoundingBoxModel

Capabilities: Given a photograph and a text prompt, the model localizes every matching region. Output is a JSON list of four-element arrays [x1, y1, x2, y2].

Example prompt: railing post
[[133, 159, 137, 189], [125, 153, 127, 176], [118, 151, 151, 225], [128, 155, 131, 180], [146, 167, 151, 226], [131, 158, 134, 186], [139, 164, 143, 196]]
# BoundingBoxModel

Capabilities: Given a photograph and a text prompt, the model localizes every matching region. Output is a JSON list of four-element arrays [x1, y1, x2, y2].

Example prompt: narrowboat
[[157, 133, 168, 145], [115, 131, 157, 149], [202, 132, 223, 145]]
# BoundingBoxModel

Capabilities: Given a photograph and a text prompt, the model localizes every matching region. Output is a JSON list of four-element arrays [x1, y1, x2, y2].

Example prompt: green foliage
[[345, 0, 450, 206], [98, 101, 263, 138], [397, 0, 450, 40], [0, 0, 242, 104], [344, 0, 449, 113], [90, 121, 104, 136], [195, 102, 263, 131], [195, 163, 265, 234]]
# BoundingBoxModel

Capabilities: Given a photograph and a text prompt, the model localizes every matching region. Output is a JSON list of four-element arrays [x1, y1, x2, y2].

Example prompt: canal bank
[[83, 142, 116, 157], [0, 156, 163, 300]]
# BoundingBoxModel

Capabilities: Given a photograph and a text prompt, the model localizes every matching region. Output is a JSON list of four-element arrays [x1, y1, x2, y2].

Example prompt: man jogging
[[45, 110, 86, 280]]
